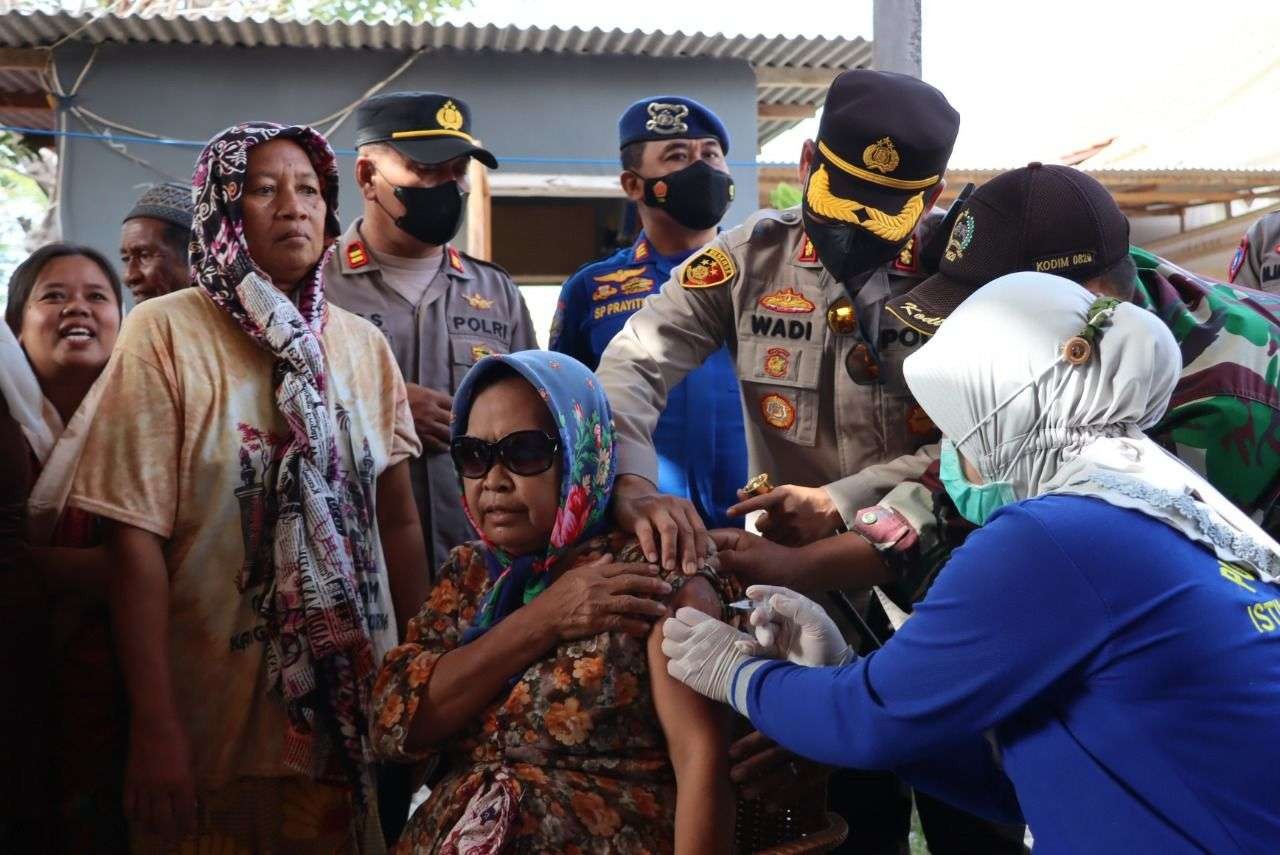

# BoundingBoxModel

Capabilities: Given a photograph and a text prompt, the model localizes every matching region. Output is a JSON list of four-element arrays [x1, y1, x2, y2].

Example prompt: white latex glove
[[662, 607, 757, 705], [744, 584, 854, 667]]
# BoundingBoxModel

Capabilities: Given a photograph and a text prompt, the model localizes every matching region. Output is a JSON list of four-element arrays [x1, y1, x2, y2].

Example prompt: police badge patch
[[679, 247, 737, 289], [760, 394, 796, 430], [646, 102, 690, 135], [1229, 236, 1248, 283]]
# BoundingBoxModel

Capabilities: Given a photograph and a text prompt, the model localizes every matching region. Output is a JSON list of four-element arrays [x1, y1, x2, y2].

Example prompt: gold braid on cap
[[806, 165, 924, 243]]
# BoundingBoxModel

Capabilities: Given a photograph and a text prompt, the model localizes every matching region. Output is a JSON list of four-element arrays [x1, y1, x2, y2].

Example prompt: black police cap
[[354, 91, 498, 169], [806, 70, 959, 246]]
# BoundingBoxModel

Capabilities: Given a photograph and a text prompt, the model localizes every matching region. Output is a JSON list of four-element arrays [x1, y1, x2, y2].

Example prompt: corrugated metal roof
[[0, 9, 869, 146]]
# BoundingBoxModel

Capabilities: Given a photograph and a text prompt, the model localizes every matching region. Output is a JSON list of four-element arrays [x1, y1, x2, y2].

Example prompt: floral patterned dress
[[372, 531, 740, 854]]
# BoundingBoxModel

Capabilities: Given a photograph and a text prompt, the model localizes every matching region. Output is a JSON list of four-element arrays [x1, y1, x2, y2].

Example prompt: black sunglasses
[[451, 430, 561, 479]]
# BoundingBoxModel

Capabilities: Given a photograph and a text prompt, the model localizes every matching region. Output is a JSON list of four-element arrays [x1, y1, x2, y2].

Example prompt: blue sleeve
[[549, 271, 594, 368], [744, 502, 1111, 817]]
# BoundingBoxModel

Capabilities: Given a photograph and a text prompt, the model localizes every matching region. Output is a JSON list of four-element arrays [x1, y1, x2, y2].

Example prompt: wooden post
[[466, 148, 492, 261]]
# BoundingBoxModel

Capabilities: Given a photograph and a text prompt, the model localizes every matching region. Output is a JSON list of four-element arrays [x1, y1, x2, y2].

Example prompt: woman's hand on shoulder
[[531, 553, 672, 642]]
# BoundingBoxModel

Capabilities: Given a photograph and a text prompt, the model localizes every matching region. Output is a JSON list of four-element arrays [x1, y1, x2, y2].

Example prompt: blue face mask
[[939, 439, 1017, 526]]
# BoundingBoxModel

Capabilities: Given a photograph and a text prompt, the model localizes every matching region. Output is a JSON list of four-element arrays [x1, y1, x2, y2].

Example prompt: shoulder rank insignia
[[592, 284, 618, 302], [346, 241, 369, 269], [759, 287, 816, 314], [796, 234, 819, 265], [621, 277, 655, 295], [892, 235, 919, 273], [447, 246, 465, 273], [679, 247, 736, 289], [633, 240, 650, 262], [464, 293, 494, 310], [593, 266, 648, 284]]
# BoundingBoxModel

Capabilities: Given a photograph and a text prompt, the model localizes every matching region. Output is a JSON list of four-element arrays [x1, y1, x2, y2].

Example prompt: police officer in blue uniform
[[550, 96, 747, 527]]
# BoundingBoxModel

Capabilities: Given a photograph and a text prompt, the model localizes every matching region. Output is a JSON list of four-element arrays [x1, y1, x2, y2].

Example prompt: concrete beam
[[757, 102, 817, 120], [754, 66, 841, 89], [873, 0, 922, 78], [0, 48, 47, 71], [0, 92, 52, 111]]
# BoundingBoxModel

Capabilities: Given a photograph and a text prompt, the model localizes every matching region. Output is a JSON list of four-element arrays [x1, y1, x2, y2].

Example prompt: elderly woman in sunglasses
[[662, 272, 1280, 853], [371, 349, 739, 854]]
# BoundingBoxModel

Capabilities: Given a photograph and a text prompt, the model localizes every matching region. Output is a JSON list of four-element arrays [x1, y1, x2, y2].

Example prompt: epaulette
[[456, 248, 513, 279]]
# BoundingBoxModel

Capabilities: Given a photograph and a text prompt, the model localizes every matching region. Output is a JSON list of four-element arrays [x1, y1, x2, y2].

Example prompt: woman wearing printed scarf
[[661, 271, 1280, 853], [1, 244, 125, 852], [371, 349, 739, 854], [68, 123, 430, 853]]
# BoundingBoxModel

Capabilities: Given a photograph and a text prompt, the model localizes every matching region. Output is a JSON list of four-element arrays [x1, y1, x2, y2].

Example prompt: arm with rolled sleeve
[[824, 443, 938, 526], [595, 245, 736, 485], [737, 503, 1109, 821]]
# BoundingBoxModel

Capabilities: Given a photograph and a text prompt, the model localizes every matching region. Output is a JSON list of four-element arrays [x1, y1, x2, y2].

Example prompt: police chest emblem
[[346, 241, 369, 269], [760, 394, 796, 430], [436, 100, 464, 131], [621, 277, 655, 295], [646, 102, 690, 136], [680, 247, 736, 289], [464, 293, 494, 310], [764, 347, 791, 378], [863, 137, 901, 174], [471, 343, 493, 361], [758, 287, 816, 314], [593, 267, 647, 284], [592, 284, 618, 302], [944, 210, 975, 263]]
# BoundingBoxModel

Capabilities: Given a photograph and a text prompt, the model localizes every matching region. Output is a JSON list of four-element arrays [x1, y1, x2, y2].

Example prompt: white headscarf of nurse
[[903, 270, 1280, 581]]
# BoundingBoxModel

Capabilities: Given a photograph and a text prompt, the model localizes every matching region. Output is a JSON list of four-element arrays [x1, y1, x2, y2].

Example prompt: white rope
[[314, 48, 429, 138]]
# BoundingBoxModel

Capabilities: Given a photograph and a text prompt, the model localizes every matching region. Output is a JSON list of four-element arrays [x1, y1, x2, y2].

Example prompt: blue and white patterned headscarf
[[452, 351, 616, 642]]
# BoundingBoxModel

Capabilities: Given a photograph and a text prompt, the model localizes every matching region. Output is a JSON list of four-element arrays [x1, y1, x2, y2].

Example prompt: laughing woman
[[372, 350, 738, 854], [1, 244, 125, 852]]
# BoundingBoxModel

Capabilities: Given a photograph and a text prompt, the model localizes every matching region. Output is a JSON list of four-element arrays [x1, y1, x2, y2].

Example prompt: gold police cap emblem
[[863, 137, 901, 175], [436, 100, 464, 131]]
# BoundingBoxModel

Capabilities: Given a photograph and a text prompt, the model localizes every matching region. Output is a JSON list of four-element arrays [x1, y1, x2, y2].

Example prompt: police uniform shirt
[[1229, 211, 1280, 293], [324, 219, 538, 569], [595, 206, 942, 526], [550, 232, 748, 527]]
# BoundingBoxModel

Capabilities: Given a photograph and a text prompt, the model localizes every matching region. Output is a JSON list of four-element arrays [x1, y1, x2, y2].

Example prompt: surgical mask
[[939, 439, 1017, 525], [639, 160, 735, 231], [801, 204, 903, 284], [376, 171, 467, 246]]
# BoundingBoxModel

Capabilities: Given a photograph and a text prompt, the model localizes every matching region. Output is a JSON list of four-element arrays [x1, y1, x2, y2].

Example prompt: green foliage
[[306, 0, 469, 23], [770, 181, 802, 210]]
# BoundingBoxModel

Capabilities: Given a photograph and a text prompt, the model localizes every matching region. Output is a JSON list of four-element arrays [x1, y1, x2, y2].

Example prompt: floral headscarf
[[451, 351, 616, 642], [190, 123, 376, 797]]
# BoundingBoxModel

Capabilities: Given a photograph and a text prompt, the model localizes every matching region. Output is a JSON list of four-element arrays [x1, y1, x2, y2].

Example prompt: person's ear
[[354, 156, 378, 201], [926, 179, 947, 209], [620, 170, 645, 203], [798, 139, 817, 184]]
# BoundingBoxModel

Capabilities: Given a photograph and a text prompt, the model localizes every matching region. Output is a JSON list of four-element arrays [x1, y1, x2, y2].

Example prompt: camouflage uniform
[[859, 247, 1280, 614]]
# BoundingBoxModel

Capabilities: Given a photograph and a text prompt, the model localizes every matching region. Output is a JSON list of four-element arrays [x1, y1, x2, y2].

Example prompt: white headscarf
[[0, 320, 107, 544], [904, 271, 1280, 582]]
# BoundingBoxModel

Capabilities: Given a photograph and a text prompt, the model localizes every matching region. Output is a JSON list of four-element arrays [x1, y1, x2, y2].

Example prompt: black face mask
[[801, 204, 905, 284], [638, 160, 735, 231], [376, 172, 467, 246]]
